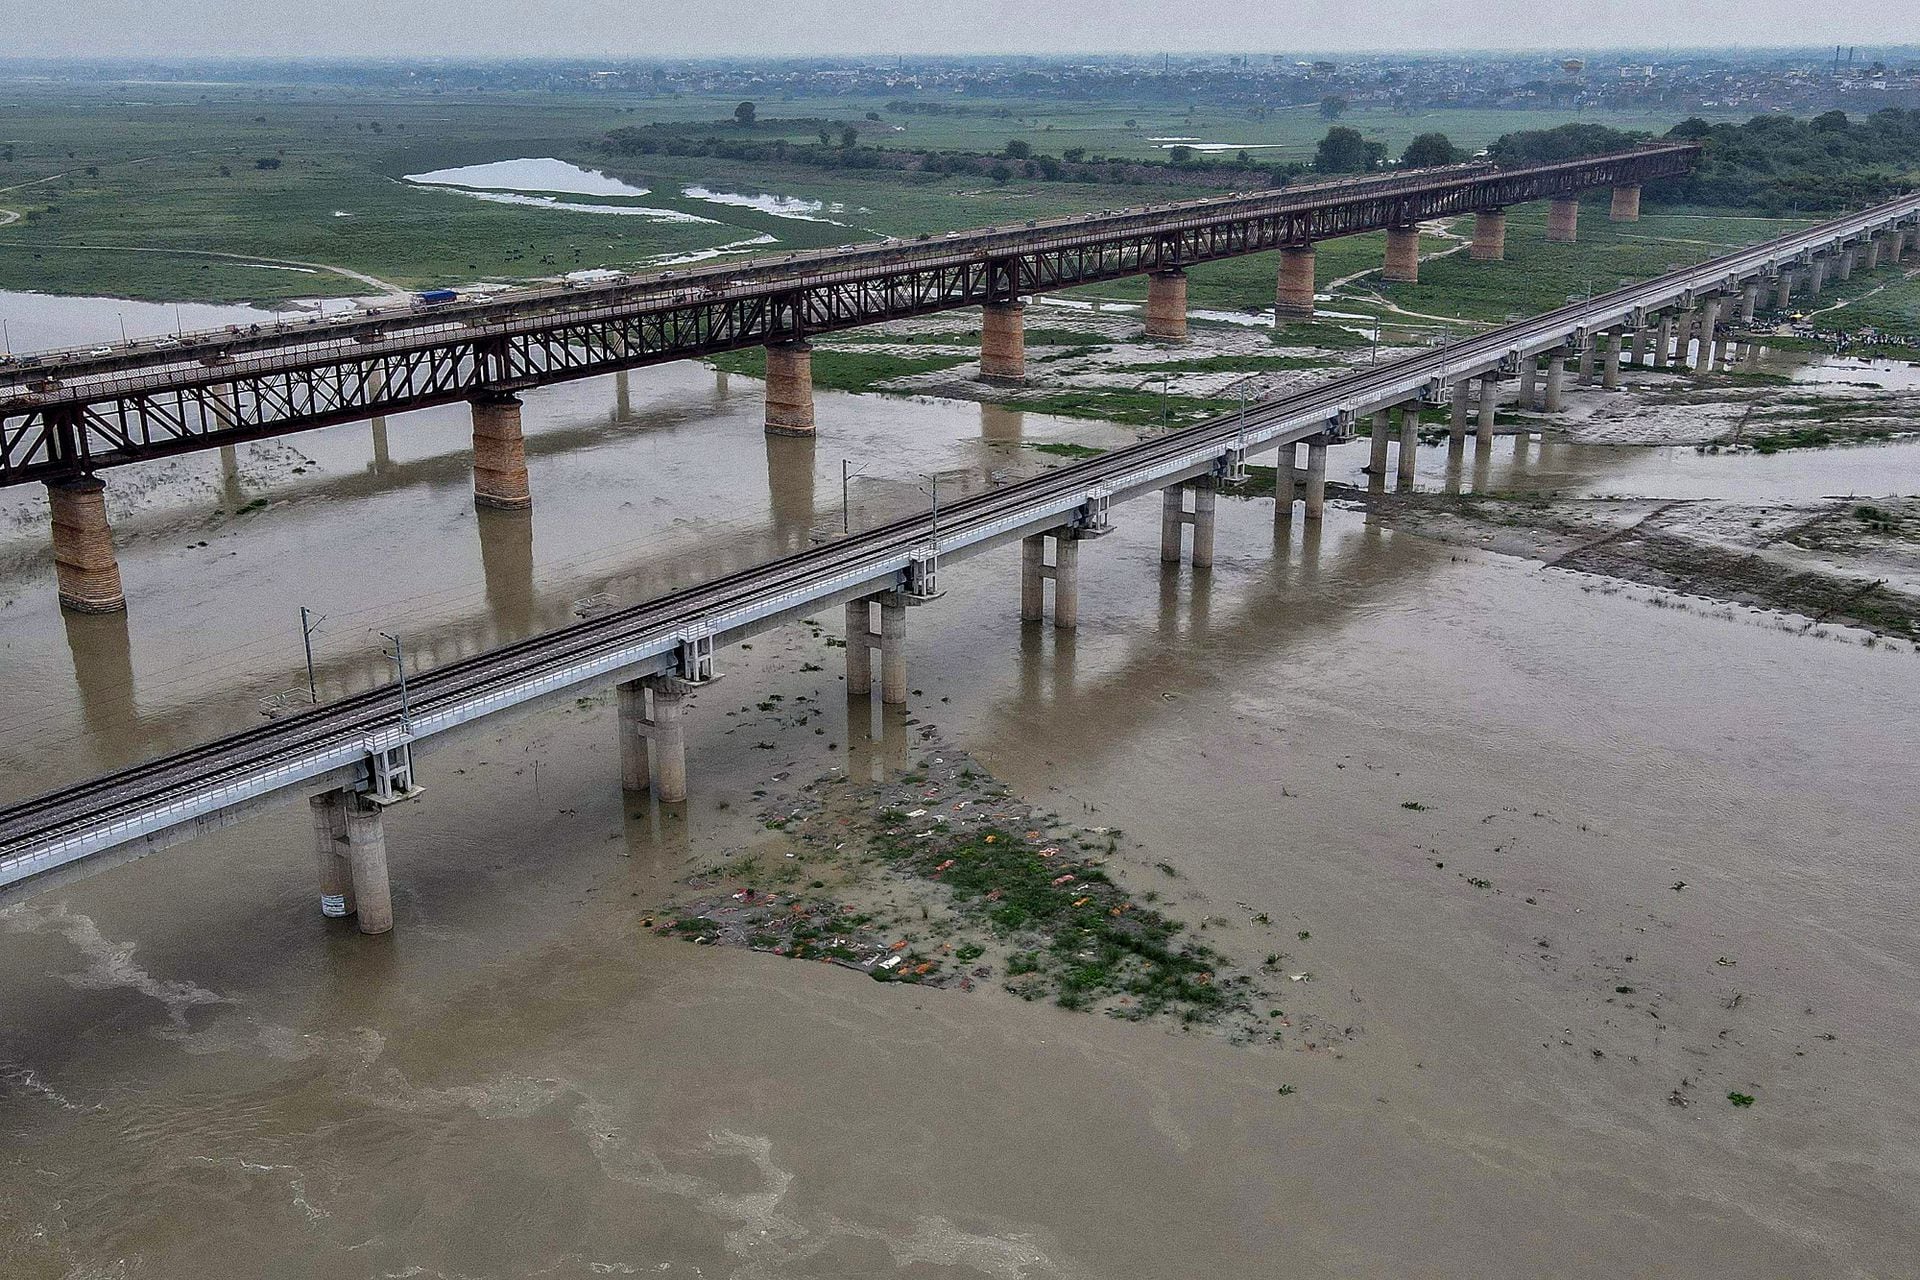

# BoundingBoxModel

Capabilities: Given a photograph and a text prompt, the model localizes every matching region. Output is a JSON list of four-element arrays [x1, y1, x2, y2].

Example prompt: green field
[[0, 81, 1732, 305]]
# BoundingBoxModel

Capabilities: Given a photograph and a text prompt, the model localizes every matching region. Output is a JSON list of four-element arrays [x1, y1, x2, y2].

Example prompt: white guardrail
[[6, 190, 1920, 892]]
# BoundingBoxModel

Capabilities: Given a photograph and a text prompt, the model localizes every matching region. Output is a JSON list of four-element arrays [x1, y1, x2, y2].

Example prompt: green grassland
[[0, 80, 1728, 305]]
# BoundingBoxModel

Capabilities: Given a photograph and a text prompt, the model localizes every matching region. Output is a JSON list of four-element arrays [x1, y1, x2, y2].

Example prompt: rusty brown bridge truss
[[0, 145, 1697, 488]]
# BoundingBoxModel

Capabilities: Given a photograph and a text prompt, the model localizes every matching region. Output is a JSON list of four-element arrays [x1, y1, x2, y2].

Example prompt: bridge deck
[[3, 186, 1915, 898]]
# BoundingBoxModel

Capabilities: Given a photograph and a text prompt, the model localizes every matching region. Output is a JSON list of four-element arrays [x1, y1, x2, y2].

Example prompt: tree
[[1167, 146, 1193, 163], [989, 161, 1013, 184], [1062, 146, 1086, 163], [1004, 139, 1031, 160], [1314, 126, 1383, 174], [1399, 132, 1460, 168], [1812, 110, 1849, 133], [254, 157, 282, 170], [733, 101, 756, 127], [1319, 95, 1350, 120], [840, 125, 859, 148], [817, 129, 832, 146]]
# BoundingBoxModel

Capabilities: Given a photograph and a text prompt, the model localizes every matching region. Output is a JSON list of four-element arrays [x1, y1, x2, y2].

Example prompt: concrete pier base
[[1144, 270, 1188, 343], [1396, 406, 1418, 488], [980, 301, 1026, 383], [1694, 298, 1720, 373], [1546, 197, 1580, 244], [471, 393, 531, 510], [1159, 478, 1217, 566], [1470, 210, 1507, 262], [1383, 225, 1420, 283], [48, 476, 126, 614], [617, 675, 689, 800], [765, 340, 815, 436], [309, 792, 356, 920], [1304, 438, 1327, 521], [1020, 528, 1080, 629], [344, 792, 392, 935], [1478, 373, 1498, 445], [1609, 184, 1641, 222], [1543, 356, 1566, 413], [1275, 246, 1316, 320]]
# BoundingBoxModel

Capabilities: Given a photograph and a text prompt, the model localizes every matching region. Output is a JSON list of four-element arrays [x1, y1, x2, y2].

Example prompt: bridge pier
[[1809, 256, 1827, 299], [1546, 197, 1580, 244], [1609, 184, 1642, 223], [1694, 297, 1720, 373], [1543, 353, 1566, 413], [1630, 326, 1648, 367], [1449, 381, 1470, 443], [1396, 404, 1419, 489], [1774, 273, 1793, 311], [1478, 373, 1498, 444], [1145, 270, 1189, 343], [1383, 225, 1420, 283], [1864, 237, 1880, 271], [1577, 342, 1596, 384], [1889, 229, 1907, 264], [846, 593, 908, 704], [1304, 437, 1327, 521], [309, 789, 392, 935], [1740, 283, 1759, 325], [1275, 246, 1316, 320], [48, 476, 126, 614], [1517, 357, 1538, 410], [618, 675, 688, 800], [1670, 310, 1694, 365], [1602, 332, 1623, 389], [1470, 210, 1506, 262], [1161, 477, 1217, 567], [1020, 528, 1080, 629], [471, 392, 532, 510], [765, 340, 816, 436], [1367, 409, 1391, 479], [1837, 249, 1855, 281], [980, 301, 1027, 383], [309, 792, 355, 920]]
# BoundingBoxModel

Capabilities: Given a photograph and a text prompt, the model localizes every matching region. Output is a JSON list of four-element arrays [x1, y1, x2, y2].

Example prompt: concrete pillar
[[471, 393, 531, 510], [1837, 249, 1854, 282], [1478, 374, 1497, 444], [1396, 405, 1418, 488], [1368, 409, 1391, 476], [1145, 270, 1188, 343], [1470, 210, 1507, 262], [309, 791, 354, 920], [1671, 312, 1694, 366], [617, 679, 650, 791], [1864, 238, 1880, 271], [1517, 357, 1538, 410], [1630, 327, 1649, 366], [1191, 479, 1217, 568], [47, 476, 126, 614], [980, 301, 1026, 383], [879, 593, 907, 706], [1695, 298, 1720, 373], [1602, 333, 1622, 389], [1543, 355, 1565, 413], [1304, 438, 1327, 522], [1654, 317, 1673, 369], [1019, 530, 1078, 629], [1383, 225, 1420, 283], [1775, 274, 1793, 311], [1161, 485, 1184, 563], [1609, 184, 1642, 223], [1809, 257, 1826, 298], [1740, 283, 1759, 325], [1449, 381, 1470, 443], [765, 340, 815, 436], [1275, 246, 1316, 319], [1546, 197, 1579, 244], [1577, 343, 1596, 384], [344, 792, 392, 936], [1888, 229, 1907, 264]]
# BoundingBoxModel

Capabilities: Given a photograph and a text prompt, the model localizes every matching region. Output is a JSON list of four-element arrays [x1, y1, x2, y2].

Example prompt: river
[[1, 293, 1916, 1278]]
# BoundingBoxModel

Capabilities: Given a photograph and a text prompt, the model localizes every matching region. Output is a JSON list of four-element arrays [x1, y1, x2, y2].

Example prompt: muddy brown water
[[1, 297, 1918, 1277]]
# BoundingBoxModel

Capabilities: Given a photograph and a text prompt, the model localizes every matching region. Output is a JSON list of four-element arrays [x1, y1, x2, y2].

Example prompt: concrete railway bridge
[[3, 146, 1709, 614], [4, 189, 1918, 931]]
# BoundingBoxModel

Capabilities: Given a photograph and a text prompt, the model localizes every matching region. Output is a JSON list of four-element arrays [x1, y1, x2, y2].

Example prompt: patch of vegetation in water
[[1024, 441, 1108, 459]]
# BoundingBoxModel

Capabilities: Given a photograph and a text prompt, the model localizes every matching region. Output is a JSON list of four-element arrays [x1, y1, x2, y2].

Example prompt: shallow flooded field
[[1, 296, 1917, 1278]]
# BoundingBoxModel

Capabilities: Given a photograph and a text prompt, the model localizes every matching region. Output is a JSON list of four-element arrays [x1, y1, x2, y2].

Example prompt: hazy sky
[[4, 1, 1915, 60]]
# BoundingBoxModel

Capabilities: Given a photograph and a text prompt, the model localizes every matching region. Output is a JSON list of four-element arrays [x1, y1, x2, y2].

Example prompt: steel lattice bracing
[[0, 146, 1698, 487]]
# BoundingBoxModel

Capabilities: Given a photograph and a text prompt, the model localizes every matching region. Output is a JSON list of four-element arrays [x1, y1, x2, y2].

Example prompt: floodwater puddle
[[680, 185, 856, 223], [402, 157, 656, 198]]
